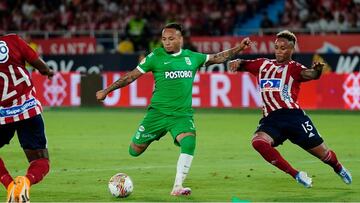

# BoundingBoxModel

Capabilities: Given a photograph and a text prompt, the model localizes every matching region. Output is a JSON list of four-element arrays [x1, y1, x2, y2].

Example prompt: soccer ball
[[108, 173, 133, 198]]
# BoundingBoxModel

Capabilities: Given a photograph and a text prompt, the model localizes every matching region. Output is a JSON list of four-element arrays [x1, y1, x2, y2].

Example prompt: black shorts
[[255, 109, 324, 150], [0, 115, 47, 149]]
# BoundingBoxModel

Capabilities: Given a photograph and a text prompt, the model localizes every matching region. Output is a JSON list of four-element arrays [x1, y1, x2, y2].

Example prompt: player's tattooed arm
[[301, 62, 324, 80], [205, 37, 251, 66], [96, 68, 143, 101]]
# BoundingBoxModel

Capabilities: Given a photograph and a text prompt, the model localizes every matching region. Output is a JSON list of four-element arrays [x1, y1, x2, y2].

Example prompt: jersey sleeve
[[15, 35, 39, 63], [290, 62, 307, 82], [191, 51, 208, 69], [240, 58, 266, 76], [137, 52, 155, 73]]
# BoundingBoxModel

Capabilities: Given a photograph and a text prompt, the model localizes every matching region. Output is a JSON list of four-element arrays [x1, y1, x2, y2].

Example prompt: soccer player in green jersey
[[96, 23, 251, 196]]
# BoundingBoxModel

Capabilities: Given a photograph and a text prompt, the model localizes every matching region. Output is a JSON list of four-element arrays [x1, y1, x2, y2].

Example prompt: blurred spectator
[[337, 14, 349, 31], [23, 34, 38, 52], [183, 35, 198, 52], [117, 37, 135, 54], [148, 35, 162, 52], [260, 12, 274, 29], [318, 12, 337, 32], [125, 14, 150, 51]]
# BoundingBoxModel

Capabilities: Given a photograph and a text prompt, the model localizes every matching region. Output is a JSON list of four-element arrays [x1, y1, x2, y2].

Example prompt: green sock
[[180, 135, 196, 155]]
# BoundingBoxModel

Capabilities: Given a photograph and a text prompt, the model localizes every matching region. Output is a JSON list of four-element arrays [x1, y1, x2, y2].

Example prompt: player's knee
[[128, 143, 147, 157], [128, 146, 141, 157], [180, 135, 196, 155], [251, 137, 271, 150], [24, 149, 49, 162]]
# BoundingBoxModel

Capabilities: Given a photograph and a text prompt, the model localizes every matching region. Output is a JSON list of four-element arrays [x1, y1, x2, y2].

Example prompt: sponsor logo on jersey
[[165, 70, 193, 79], [281, 84, 291, 101], [141, 133, 156, 138], [260, 79, 281, 91], [135, 132, 141, 139], [0, 41, 9, 63], [0, 98, 37, 117]]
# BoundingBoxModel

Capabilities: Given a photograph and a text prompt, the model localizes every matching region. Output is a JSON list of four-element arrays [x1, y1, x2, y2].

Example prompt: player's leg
[[129, 108, 167, 157], [14, 115, 50, 202], [169, 117, 196, 196], [307, 142, 352, 184], [252, 113, 312, 188], [289, 113, 352, 185], [251, 132, 300, 180], [170, 133, 195, 196], [0, 159, 13, 190], [129, 142, 149, 157], [0, 123, 17, 202], [0, 158, 15, 202], [23, 149, 50, 185]]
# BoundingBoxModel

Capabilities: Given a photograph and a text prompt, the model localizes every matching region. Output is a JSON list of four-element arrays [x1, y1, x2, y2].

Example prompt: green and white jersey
[[137, 48, 208, 116]]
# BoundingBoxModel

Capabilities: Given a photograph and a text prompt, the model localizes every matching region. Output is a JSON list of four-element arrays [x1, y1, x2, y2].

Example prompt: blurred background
[[1, 2, 359, 202], [1, 0, 359, 110]]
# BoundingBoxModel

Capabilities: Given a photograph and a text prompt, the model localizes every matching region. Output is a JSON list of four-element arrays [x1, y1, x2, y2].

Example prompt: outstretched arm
[[96, 68, 143, 101], [205, 37, 251, 66], [301, 62, 324, 80], [29, 58, 54, 79]]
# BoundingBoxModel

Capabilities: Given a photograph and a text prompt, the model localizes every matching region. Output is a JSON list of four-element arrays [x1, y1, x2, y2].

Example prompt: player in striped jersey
[[229, 30, 352, 188], [0, 34, 54, 202]]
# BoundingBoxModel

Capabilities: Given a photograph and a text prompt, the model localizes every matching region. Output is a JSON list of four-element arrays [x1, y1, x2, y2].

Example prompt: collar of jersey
[[171, 49, 182, 56]]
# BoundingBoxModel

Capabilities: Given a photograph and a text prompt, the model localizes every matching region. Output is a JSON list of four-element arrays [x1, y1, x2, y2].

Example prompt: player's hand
[[311, 62, 324, 71], [47, 69, 55, 79], [239, 37, 252, 51], [96, 90, 107, 102], [228, 59, 241, 72], [311, 62, 325, 74]]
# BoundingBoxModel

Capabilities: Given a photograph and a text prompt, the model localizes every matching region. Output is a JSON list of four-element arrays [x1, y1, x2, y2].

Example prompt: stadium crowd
[[270, 0, 360, 31], [0, 0, 359, 52], [0, 0, 272, 35]]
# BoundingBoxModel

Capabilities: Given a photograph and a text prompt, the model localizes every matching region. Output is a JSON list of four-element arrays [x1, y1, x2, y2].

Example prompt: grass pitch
[[1, 108, 359, 202]]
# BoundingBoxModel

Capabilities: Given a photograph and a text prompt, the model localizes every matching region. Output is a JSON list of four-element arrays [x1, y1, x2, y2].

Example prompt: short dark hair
[[163, 23, 184, 35], [276, 30, 297, 46]]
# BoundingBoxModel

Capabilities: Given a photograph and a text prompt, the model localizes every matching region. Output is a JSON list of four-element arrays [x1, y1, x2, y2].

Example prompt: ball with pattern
[[108, 173, 133, 198]]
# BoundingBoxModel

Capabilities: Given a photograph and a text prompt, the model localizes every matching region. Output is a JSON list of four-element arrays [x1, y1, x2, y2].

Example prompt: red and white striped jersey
[[241, 58, 308, 117], [0, 34, 42, 125]]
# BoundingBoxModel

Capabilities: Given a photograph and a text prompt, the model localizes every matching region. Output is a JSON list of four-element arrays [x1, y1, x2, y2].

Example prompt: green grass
[[1, 108, 359, 202]]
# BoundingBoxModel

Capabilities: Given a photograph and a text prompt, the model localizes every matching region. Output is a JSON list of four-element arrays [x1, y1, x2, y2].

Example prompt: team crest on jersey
[[277, 66, 285, 73], [0, 41, 9, 63], [185, 57, 192, 65], [260, 79, 281, 91], [138, 125, 145, 132]]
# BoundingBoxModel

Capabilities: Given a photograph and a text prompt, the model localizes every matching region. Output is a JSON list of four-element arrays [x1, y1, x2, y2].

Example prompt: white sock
[[173, 153, 193, 189]]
